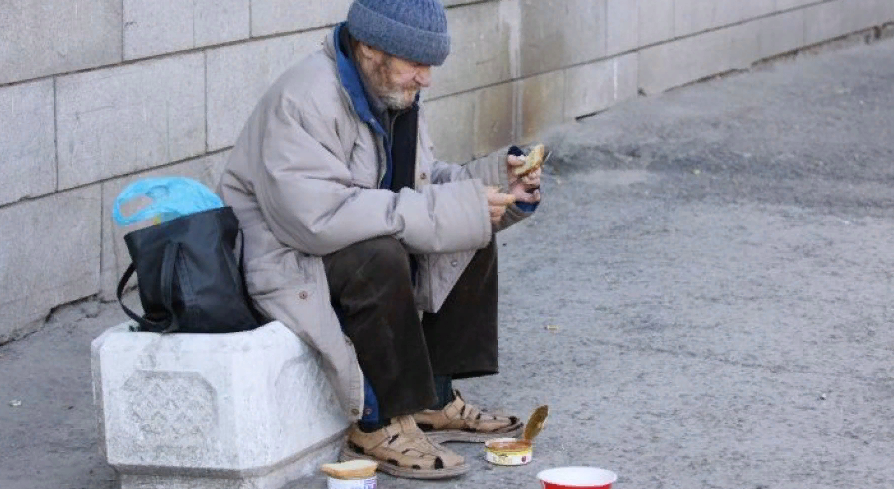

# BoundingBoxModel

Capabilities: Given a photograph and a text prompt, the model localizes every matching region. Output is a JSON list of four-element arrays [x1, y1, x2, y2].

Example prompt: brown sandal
[[339, 415, 469, 480], [413, 390, 524, 443]]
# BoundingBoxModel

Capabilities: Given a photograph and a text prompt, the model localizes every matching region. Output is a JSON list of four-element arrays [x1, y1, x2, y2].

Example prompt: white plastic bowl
[[536, 466, 618, 489]]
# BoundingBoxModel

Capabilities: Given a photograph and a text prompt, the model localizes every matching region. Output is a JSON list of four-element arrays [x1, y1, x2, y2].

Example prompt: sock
[[431, 375, 455, 410]]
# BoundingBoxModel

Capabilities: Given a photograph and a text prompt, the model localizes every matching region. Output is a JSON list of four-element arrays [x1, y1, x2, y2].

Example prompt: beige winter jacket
[[218, 29, 531, 419]]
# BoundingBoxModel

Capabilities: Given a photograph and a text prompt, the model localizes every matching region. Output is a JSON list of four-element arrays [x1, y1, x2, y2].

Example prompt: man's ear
[[357, 42, 383, 63]]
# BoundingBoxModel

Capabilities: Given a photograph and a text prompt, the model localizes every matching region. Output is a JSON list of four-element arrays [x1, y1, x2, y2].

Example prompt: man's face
[[359, 45, 432, 110]]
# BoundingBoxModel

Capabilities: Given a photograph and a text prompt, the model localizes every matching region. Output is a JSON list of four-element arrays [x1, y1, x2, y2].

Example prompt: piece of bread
[[513, 144, 546, 177], [321, 460, 378, 480]]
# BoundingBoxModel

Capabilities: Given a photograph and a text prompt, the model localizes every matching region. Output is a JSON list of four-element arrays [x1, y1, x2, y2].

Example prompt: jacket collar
[[328, 23, 385, 135]]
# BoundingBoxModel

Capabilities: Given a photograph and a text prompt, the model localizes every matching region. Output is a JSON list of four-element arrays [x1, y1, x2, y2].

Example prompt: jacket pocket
[[244, 250, 313, 298]]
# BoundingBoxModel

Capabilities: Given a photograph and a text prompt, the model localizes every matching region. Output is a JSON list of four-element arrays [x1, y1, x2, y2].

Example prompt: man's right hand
[[486, 186, 516, 225]]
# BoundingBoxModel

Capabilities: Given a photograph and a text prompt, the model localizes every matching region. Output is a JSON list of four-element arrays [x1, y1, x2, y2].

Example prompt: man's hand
[[485, 186, 516, 225], [507, 154, 542, 204]]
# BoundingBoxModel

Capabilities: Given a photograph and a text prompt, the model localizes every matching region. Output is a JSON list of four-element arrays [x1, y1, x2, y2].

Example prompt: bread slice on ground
[[321, 459, 378, 480]]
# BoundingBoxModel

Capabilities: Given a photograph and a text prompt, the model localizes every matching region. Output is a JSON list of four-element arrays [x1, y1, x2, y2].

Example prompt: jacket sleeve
[[429, 152, 509, 188], [418, 106, 534, 232], [254, 94, 493, 256]]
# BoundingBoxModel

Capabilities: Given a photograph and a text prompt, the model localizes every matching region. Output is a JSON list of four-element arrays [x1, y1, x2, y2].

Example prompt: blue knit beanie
[[346, 0, 451, 66]]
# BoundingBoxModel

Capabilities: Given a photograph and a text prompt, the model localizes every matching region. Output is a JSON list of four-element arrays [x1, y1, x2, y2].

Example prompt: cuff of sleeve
[[515, 201, 539, 213], [495, 202, 532, 232]]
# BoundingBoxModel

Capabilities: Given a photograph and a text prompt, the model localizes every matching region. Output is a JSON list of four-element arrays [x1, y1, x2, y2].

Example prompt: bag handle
[[117, 262, 171, 332], [116, 241, 181, 333]]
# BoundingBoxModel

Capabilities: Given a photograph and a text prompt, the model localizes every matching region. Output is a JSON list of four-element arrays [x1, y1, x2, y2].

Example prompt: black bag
[[116, 206, 265, 334]]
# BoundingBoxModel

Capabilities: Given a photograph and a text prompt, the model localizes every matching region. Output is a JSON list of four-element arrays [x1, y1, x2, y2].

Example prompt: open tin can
[[484, 405, 549, 466], [321, 460, 377, 489], [326, 475, 376, 489], [485, 438, 534, 465]]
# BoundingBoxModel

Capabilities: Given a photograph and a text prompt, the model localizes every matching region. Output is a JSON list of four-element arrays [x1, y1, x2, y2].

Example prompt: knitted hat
[[346, 0, 451, 66]]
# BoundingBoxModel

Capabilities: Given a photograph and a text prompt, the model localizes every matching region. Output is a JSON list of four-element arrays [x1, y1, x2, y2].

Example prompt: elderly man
[[218, 0, 542, 479]]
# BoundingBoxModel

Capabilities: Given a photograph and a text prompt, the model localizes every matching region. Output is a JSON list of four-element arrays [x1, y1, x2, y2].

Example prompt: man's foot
[[413, 390, 524, 443], [339, 415, 469, 480]]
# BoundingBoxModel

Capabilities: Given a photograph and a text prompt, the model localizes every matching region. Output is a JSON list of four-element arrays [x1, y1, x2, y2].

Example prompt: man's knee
[[354, 237, 411, 278], [327, 236, 412, 286]]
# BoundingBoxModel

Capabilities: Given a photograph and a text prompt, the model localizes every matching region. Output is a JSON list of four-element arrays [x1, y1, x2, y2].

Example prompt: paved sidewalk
[[2, 38, 894, 489]]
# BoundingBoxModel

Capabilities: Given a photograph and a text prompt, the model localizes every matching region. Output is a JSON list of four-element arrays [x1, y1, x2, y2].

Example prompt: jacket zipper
[[377, 136, 388, 188]]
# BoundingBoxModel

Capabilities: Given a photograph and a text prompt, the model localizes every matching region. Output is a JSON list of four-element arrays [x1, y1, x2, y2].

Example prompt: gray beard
[[381, 90, 417, 110], [354, 52, 418, 110]]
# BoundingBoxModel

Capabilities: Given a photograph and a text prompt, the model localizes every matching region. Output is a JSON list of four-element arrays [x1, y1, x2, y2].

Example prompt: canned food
[[321, 460, 378, 489], [484, 438, 534, 466], [326, 475, 376, 489]]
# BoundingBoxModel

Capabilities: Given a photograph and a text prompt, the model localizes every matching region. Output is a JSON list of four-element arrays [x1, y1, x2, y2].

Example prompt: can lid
[[522, 405, 549, 442]]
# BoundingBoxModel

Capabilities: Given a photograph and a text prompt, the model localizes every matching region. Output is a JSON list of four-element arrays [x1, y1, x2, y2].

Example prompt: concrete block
[[519, 70, 565, 144], [639, 0, 675, 47], [250, 0, 351, 37], [0, 79, 56, 206], [0, 187, 101, 343], [474, 82, 516, 158], [0, 0, 121, 85], [564, 53, 638, 120], [443, 0, 485, 6], [804, 0, 890, 46], [423, 92, 476, 163], [638, 22, 760, 95], [776, 0, 819, 11], [519, 0, 607, 76], [428, 1, 513, 99], [123, 0, 250, 59], [758, 9, 806, 60], [91, 321, 350, 488], [727, 22, 763, 69], [426, 82, 519, 162], [206, 31, 324, 151], [674, 0, 715, 37], [56, 54, 205, 190], [876, 0, 894, 23], [643, 27, 728, 93], [607, 0, 640, 55], [99, 152, 231, 301], [675, 0, 775, 37], [859, 0, 894, 32], [743, 0, 779, 23]]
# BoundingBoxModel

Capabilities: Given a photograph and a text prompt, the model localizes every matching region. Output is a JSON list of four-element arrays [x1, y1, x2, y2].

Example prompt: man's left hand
[[507, 154, 542, 204]]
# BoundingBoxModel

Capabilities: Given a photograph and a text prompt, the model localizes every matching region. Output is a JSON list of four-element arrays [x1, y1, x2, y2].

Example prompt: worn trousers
[[322, 237, 499, 420]]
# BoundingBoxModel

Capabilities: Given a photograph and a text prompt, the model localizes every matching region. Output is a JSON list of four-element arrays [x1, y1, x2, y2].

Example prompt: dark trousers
[[323, 237, 498, 420]]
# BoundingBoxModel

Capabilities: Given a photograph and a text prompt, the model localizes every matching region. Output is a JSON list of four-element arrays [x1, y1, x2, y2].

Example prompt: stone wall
[[2, 0, 893, 342]]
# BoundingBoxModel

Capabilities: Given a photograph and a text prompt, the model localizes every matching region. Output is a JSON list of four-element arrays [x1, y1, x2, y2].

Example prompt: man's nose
[[415, 67, 432, 87]]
